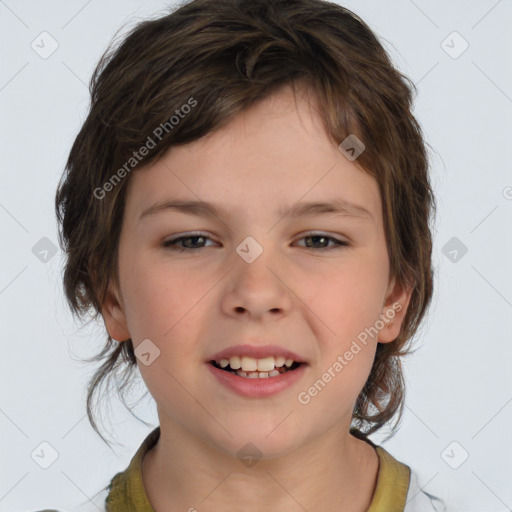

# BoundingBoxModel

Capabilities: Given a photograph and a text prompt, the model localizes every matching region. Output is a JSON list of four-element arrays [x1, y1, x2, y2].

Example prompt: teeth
[[229, 355, 241, 369], [257, 357, 275, 372], [240, 356, 258, 371], [237, 368, 284, 379], [224, 355, 294, 372], [213, 355, 301, 378]]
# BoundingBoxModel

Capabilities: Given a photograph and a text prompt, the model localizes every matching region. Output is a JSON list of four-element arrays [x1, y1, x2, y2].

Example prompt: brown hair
[[55, 0, 436, 445]]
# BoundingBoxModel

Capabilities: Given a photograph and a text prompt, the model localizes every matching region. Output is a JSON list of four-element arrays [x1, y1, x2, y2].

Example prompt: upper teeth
[[218, 356, 294, 372]]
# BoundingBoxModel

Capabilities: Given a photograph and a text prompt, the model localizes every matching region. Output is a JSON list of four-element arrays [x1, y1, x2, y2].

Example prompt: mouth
[[208, 356, 305, 379]]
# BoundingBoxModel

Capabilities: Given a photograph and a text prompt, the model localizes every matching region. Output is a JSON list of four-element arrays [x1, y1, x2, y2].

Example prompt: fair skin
[[102, 84, 413, 512]]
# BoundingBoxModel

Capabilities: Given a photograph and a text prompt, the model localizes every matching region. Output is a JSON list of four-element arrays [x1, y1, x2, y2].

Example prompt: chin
[[207, 420, 308, 462]]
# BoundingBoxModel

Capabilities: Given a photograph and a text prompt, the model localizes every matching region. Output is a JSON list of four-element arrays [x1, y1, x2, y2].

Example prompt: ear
[[378, 275, 414, 344], [101, 280, 131, 342]]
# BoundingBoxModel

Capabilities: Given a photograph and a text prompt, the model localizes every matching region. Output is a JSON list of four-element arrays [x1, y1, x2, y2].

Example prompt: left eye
[[295, 234, 348, 250], [163, 232, 348, 252]]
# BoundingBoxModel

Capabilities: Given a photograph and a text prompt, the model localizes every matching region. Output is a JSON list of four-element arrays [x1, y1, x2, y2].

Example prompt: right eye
[[162, 233, 217, 252]]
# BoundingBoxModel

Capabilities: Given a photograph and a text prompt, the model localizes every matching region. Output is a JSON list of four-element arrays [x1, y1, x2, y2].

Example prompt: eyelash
[[162, 232, 349, 252]]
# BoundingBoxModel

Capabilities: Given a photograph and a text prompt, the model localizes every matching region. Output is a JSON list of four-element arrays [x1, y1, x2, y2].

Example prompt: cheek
[[120, 253, 207, 345], [120, 259, 207, 396], [308, 258, 387, 330]]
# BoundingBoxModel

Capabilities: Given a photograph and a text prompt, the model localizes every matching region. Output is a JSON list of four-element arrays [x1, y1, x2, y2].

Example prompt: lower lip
[[206, 363, 308, 398]]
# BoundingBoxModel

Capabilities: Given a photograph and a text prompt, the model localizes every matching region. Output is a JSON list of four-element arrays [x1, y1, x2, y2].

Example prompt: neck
[[141, 417, 379, 512]]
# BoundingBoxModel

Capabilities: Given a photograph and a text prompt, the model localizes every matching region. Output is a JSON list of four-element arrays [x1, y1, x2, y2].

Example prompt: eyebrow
[[138, 198, 374, 223]]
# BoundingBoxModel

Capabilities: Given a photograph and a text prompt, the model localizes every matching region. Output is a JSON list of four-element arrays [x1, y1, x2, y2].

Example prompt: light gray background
[[1, 0, 511, 511]]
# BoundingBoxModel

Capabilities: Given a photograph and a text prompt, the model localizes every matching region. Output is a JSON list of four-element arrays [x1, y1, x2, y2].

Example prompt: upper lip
[[208, 344, 307, 363]]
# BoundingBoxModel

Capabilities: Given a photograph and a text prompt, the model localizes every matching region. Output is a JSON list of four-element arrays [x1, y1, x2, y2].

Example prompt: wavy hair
[[55, 0, 436, 445]]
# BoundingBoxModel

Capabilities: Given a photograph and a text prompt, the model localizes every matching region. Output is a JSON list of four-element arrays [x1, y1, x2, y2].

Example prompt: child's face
[[103, 84, 411, 458]]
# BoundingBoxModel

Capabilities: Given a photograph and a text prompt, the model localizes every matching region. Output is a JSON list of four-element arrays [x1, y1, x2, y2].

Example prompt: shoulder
[[404, 469, 448, 512], [369, 440, 449, 512]]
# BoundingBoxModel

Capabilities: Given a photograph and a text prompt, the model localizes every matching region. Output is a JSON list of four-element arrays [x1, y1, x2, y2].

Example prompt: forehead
[[123, 85, 382, 227]]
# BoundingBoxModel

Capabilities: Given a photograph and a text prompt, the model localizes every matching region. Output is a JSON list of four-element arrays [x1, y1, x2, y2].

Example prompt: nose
[[220, 248, 293, 321]]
